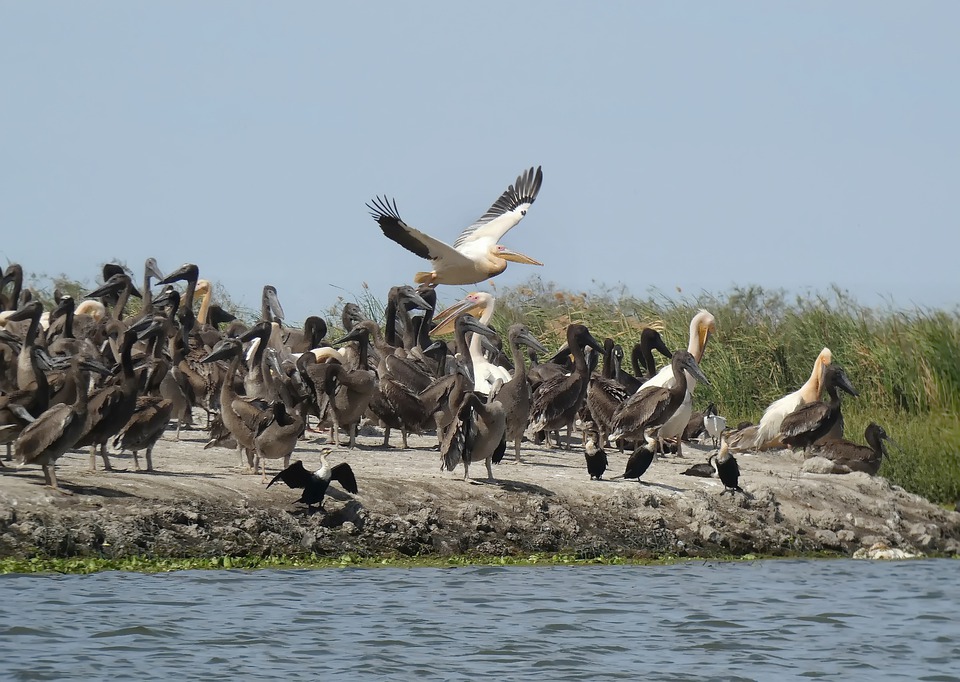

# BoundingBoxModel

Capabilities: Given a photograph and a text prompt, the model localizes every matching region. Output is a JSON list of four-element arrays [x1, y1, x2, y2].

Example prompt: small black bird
[[614, 429, 657, 483], [267, 448, 358, 510], [681, 461, 715, 478], [583, 425, 608, 480], [709, 438, 743, 495]]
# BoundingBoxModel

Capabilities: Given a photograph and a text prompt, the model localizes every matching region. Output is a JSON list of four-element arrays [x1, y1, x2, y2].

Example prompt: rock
[[814, 529, 841, 549], [853, 542, 923, 560]]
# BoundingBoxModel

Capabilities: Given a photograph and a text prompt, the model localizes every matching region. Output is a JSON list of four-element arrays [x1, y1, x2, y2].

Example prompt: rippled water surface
[[2, 559, 959, 680]]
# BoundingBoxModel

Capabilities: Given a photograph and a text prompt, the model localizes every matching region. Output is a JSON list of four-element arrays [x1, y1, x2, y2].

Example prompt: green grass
[[488, 278, 960, 505]]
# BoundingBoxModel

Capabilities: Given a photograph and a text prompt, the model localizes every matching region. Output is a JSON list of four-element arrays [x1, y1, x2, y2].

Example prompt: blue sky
[[2, 2, 957, 323]]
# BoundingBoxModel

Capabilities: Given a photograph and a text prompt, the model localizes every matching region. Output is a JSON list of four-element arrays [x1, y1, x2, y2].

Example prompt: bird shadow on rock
[[59, 482, 138, 498], [480, 478, 555, 496]]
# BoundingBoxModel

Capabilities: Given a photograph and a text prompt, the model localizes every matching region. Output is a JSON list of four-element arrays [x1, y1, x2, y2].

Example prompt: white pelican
[[432, 291, 511, 393], [641, 310, 716, 456], [754, 347, 832, 449], [367, 166, 544, 286]]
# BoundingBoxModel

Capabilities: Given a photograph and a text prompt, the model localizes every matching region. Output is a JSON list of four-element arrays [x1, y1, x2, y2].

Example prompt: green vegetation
[[488, 278, 960, 505], [16, 267, 960, 503], [0, 551, 830, 575]]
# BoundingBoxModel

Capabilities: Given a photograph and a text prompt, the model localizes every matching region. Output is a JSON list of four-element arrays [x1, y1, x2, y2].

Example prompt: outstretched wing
[[367, 196, 470, 267], [267, 459, 312, 489], [454, 166, 543, 248], [331, 462, 358, 494]]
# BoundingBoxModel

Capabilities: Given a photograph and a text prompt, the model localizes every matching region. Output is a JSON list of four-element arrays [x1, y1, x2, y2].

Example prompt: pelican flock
[[0, 164, 892, 511]]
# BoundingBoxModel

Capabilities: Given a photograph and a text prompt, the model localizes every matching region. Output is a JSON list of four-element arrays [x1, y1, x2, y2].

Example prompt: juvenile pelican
[[367, 166, 544, 286], [639, 311, 716, 456], [779, 364, 858, 452]]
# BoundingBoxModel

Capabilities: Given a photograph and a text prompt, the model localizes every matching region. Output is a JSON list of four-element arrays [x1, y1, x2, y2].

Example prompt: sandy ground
[[1, 423, 958, 560]]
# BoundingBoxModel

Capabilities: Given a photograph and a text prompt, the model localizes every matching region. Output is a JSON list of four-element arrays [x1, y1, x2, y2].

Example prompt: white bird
[[703, 413, 727, 448], [754, 347, 833, 449], [640, 310, 716, 456], [431, 292, 511, 394], [367, 166, 544, 286]]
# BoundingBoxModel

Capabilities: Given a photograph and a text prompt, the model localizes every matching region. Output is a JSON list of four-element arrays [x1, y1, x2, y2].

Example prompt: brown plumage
[[607, 351, 710, 449], [490, 324, 547, 463], [808, 423, 896, 475], [113, 396, 174, 471], [779, 365, 858, 452]]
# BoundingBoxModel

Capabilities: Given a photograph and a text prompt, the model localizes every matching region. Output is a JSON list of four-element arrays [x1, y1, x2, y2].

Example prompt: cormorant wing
[[453, 166, 543, 249], [367, 196, 473, 270], [267, 459, 312, 489], [330, 462, 358, 494]]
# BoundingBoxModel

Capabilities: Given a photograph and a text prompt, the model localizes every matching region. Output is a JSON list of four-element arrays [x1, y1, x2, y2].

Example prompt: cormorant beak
[[497, 247, 543, 266]]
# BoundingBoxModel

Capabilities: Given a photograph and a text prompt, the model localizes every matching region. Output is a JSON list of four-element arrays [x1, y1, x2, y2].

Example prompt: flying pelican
[[367, 166, 544, 286], [755, 347, 833, 449]]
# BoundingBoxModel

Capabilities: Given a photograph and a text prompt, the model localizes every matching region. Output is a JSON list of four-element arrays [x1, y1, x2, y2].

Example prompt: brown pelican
[[85, 272, 142, 323], [113, 395, 173, 472], [756, 347, 833, 449], [779, 364, 858, 452], [13, 357, 89, 491], [432, 292, 512, 393], [528, 324, 604, 449], [608, 350, 710, 449], [267, 447, 358, 511], [253, 400, 304, 483], [586, 338, 632, 451], [74, 327, 141, 471], [613, 328, 673, 393], [0, 264, 24, 311], [638, 311, 716, 456], [201, 337, 265, 472], [367, 166, 544, 286], [710, 437, 743, 494], [322, 326, 378, 448], [487, 324, 547, 463], [809, 423, 899, 475], [441, 392, 507, 482]]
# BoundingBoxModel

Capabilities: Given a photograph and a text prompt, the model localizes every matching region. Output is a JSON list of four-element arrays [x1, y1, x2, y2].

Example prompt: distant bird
[[683, 402, 716, 441], [582, 424, 608, 481], [779, 364, 858, 452], [755, 347, 833, 449], [681, 460, 716, 478], [710, 437, 743, 494], [614, 430, 658, 483], [367, 166, 544, 286], [267, 448, 358, 511], [809, 423, 899, 476]]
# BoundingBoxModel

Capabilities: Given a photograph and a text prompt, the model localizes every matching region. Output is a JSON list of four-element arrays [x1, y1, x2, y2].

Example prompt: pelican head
[[690, 310, 717, 362], [432, 292, 494, 335], [493, 244, 542, 266]]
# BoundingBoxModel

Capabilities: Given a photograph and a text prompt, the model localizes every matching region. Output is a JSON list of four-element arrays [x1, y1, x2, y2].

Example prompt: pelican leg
[[89, 446, 97, 472], [44, 464, 72, 495], [462, 458, 470, 481], [401, 429, 409, 449], [100, 443, 113, 471], [485, 456, 494, 482], [514, 439, 523, 464], [382, 427, 391, 448], [133, 450, 141, 471], [145, 446, 154, 472]]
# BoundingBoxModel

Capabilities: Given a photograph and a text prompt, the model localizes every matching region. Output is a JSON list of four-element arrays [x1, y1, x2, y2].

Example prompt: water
[[1, 559, 958, 681]]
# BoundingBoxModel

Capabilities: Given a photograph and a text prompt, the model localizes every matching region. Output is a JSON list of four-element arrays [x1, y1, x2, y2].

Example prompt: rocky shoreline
[[1, 427, 958, 564]]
